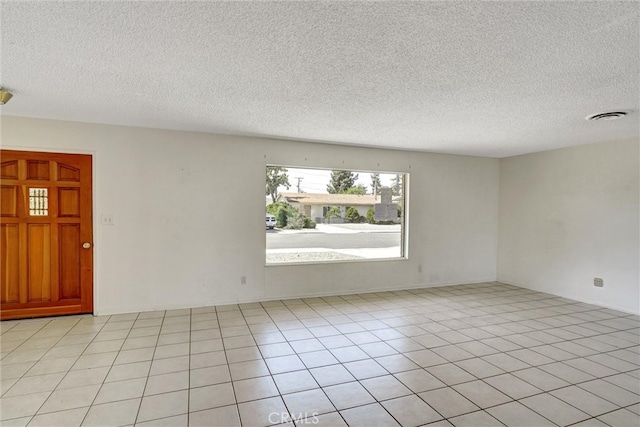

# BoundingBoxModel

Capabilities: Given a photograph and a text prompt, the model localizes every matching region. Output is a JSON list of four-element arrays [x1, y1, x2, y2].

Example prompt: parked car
[[266, 213, 276, 230]]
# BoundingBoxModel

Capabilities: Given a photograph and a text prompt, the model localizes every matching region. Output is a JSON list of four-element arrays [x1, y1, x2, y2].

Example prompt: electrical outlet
[[101, 213, 114, 225], [594, 278, 604, 287], [240, 276, 247, 285]]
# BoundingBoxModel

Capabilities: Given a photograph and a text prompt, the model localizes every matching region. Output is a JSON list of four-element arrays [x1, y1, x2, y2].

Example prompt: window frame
[[265, 165, 409, 266]]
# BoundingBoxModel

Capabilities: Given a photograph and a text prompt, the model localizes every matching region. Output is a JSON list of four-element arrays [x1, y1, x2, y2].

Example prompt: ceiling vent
[[586, 111, 629, 121]]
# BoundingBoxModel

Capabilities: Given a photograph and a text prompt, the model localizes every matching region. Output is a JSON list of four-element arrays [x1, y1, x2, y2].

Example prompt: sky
[[278, 167, 397, 195]]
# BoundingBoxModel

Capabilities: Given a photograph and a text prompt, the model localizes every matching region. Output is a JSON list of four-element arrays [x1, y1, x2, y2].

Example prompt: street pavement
[[266, 223, 402, 262], [266, 224, 401, 250]]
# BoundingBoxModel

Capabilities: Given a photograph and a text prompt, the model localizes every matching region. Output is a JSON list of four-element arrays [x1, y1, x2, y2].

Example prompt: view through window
[[266, 166, 407, 264]]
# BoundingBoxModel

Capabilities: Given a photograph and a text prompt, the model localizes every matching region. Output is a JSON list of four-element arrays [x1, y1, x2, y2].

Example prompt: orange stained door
[[1, 150, 93, 320]]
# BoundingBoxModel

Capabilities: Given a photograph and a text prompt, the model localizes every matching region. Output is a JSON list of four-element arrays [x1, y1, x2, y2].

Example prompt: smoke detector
[[586, 111, 629, 121]]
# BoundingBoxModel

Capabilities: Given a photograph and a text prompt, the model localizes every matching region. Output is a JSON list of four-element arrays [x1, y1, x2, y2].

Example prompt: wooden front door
[[1, 150, 93, 320]]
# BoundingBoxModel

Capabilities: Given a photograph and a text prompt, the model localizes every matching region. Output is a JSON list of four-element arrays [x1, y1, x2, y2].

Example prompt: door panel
[[59, 224, 81, 299], [0, 150, 93, 319], [58, 188, 80, 217], [1, 185, 18, 216], [27, 224, 51, 302], [1, 224, 20, 303], [27, 160, 50, 180]]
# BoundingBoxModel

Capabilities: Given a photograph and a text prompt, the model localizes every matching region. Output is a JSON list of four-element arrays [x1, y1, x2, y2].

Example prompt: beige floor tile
[[602, 373, 640, 394], [150, 355, 189, 376], [456, 341, 499, 357], [483, 373, 542, 399], [83, 340, 124, 355], [375, 354, 421, 373], [94, 377, 146, 404], [598, 408, 639, 427], [343, 359, 387, 379], [318, 335, 354, 349], [94, 330, 129, 342], [122, 336, 159, 351], [106, 361, 151, 382], [144, 370, 189, 395], [486, 401, 555, 426], [265, 354, 306, 374], [453, 380, 512, 408], [1, 361, 36, 380], [382, 394, 443, 426], [283, 388, 336, 416], [233, 376, 279, 402], [361, 374, 413, 401], [38, 384, 100, 414], [25, 358, 75, 377], [290, 338, 325, 354], [137, 414, 188, 426], [188, 404, 241, 427], [2, 348, 48, 364], [72, 352, 118, 370], [511, 367, 570, 391], [190, 328, 222, 342], [258, 342, 295, 358], [330, 346, 370, 362], [82, 398, 140, 426], [190, 339, 223, 354], [153, 343, 189, 360], [309, 364, 356, 387], [323, 381, 375, 410], [340, 403, 400, 427], [394, 369, 446, 393], [448, 410, 503, 427], [305, 411, 347, 426], [551, 385, 619, 416], [418, 388, 479, 418], [229, 359, 270, 380], [358, 341, 398, 357], [237, 396, 288, 426], [137, 390, 189, 423], [128, 325, 161, 337], [404, 349, 448, 367], [57, 366, 110, 389], [4, 372, 64, 396], [0, 392, 51, 421], [481, 353, 530, 372], [190, 351, 227, 369], [28, 407, 88, 427], [578, 380, 640, 406], [299, 350, 340, 369], [539, 361, 596, 383], [273, 370, 318, 394], [190, 365, 231, 388], [520, 393, 590, 425], [189, 382, 236, 412], [223, 335, 256, 350], [426, 363, 476, 385]]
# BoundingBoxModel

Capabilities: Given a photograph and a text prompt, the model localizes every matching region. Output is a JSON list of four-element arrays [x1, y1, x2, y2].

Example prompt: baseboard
[[95, 278, 498, 316], [497, 279, 640, 316]]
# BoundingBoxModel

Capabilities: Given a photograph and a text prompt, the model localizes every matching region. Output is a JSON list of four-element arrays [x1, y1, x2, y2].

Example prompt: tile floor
[[1, 282, 639, 427]]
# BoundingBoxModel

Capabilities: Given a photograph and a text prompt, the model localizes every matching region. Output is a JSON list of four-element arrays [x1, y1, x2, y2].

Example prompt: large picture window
[[266, 166, 407, 264]]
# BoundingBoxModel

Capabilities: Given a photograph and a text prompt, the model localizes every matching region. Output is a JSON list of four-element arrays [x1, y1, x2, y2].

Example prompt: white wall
[[498, 139, 640, 314], [1, 116, 500, 315]]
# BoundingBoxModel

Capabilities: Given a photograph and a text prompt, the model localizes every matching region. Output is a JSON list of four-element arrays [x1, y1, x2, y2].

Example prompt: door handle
[[82, 242, 91, 249]]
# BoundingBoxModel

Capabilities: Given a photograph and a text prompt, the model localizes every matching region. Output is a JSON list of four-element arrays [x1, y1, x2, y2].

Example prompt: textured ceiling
[[1, 1, 638, 157]]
